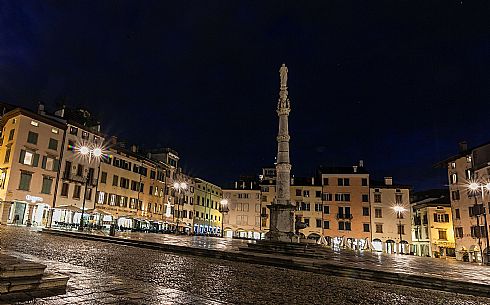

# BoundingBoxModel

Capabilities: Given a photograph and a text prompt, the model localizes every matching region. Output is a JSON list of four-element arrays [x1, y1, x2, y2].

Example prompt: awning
[[56, 205, 82, 213], [86, 208, 112, 216]]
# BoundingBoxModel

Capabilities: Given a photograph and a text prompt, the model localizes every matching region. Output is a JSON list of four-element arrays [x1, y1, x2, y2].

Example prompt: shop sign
[[26, 195, 43, 203]]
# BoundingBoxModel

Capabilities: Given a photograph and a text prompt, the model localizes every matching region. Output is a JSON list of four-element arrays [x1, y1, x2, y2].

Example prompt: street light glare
[[92, 147, 103, 157], [469, 182, 479, 191], [173, 182, 180, 189], [181, 182, 188, 190], [393, 205, 405, 213], [485, 183, 490, 191], [221, 199, 228, 205], [79, 146, 90, 155]]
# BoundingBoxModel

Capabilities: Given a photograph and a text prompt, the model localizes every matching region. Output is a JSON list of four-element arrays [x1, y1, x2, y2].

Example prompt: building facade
[[370, 178, 412, 254], [193, 178, 223, 235], [411, 190, 455, 258], [439, 141, 490, 263]]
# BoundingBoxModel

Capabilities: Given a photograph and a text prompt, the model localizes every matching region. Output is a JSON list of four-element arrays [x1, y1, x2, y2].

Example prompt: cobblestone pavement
[[2, 226, 490, 305], [51, 226, 490, 285]]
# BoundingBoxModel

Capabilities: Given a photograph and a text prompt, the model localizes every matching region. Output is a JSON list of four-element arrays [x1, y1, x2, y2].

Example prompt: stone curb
[[41, 229, 490, 298]]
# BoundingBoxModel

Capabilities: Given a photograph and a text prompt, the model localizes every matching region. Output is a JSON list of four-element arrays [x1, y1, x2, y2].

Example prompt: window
[[323, 220, 330, 229], [397, 224, 405, 235], [298, 202, 310, 211], [68, 140, 75, 152], [303, 218, 310, 227], [338, 178, 350, 186], [375, 208, 382, 218], [438, 230, 447, 240], [41, 176, 53, 194], [18, 171, 32, 191], [113, 175, 119, 186], [8, 129, 14, 141], [471, 226, 487, 238], [322, 193, 332, 201], [451, 190, 460, 200], [362, 194, 369, 202], [51, 128, 58, 134], [61, 183, 69, 196], [362, 207, 369, 216], [73, 185, 81, 199], [316, 219, 322, 228], [4, 147, 11, 163], [27, 131, 38, 144], [48, 138, 58, 150], [395, 194, 403, 204], [450, 173, 458, 184], [69, 126, 78, 135], [97, 192, 105, 204], [434, 213, 450, 223], [362, 178, 368, 186], [374, 193, 381, 203], [19, 150, 39, 166], [450, 162, 456, 169], [376, 224, 383, 233], [303, 190, 310, 197], [455, 227, 464, 238], [295, 189, 301, 196], [323, 205, 330, 214], [455, 208, 460, 219], [82, 131, 89, 140], [335, 193, 350, 201], [323, 178, 329, 185], [314, 203, 322, 212], [363, 223, 370, 232], [101, 172, 107, 183], [315, 191, 321, 198]]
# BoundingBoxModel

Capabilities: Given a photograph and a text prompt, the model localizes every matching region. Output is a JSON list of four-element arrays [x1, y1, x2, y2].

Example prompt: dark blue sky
[[1, 1, 489, 191]]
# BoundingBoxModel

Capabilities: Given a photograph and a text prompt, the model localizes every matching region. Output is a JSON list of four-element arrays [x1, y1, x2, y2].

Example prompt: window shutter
[[19, 150, 26, 163], [444, 214, 449, 222], [53, 159, 60, 172], [41, 156, 47, 169], [433, 214, 438, 223], [32, 153, 40, 167]]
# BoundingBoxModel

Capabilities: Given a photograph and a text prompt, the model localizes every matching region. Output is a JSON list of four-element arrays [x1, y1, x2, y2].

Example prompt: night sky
[[1, 1, 489, 191]]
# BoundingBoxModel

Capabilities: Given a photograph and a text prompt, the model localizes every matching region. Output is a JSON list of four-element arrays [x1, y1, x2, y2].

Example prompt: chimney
[[37, 102, 45, 115], [359, 160, 364, 167], [458, 141, 468, 152], [384, 177, 393, 186], [353, 166, 358, 173], [130, 144, 138, 153], [311, 177, 315, 185]]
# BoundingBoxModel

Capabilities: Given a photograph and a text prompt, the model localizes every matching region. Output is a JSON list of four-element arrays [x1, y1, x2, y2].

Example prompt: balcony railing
[[336, 213, 353, 220], [62, 172, 98, 186]]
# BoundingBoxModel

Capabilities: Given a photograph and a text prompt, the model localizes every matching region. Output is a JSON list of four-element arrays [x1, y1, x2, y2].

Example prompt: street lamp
[[173, 181, 187, 234], [77, 145, 104, 231], [393, 205, 406, 254], [220, 199, 228, 238], [468, 182, 490, 265]]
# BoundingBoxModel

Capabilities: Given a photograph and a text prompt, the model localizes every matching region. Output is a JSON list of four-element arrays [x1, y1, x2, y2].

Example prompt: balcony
[[336, 213, 353, 220], [62, 172, 98, 187]]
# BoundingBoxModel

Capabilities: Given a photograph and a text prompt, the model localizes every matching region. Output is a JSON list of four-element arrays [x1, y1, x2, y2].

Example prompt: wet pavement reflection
[[1, 226, 490, 305]]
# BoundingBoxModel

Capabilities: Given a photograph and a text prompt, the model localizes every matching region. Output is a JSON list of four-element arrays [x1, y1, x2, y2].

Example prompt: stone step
[[0, 254, 46, 279], [0, 272, 68, 294]]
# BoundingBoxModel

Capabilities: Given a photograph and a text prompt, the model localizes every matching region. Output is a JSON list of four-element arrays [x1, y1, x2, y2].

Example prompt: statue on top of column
[[279, 63, 288, 87]]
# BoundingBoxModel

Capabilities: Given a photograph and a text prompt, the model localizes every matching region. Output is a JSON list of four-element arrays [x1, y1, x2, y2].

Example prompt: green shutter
[[41, 156, 47, 169], [32, 153, 40, 167], [53, 159, 60, 172], [19, 150, 26, 163]]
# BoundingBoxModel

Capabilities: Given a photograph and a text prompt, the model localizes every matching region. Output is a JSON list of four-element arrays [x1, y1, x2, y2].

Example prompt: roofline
[[1, 108, 67, 130]]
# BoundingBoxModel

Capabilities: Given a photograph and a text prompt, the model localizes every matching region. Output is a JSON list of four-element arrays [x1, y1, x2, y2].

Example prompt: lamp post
[[393, 205, 406, 254], [468, 182, 490, 265], [173, 181, 187, 234], [78, 145, 103, 231], [220, 199, 228, 238]]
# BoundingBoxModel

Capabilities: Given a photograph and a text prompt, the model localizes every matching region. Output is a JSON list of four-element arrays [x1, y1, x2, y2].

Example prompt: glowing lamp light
[[181, 182, 188, 190], [79, 146, 90, 155], [485, 183, 490, 191], [173, 182, 180, 189], [220, 199, 228, 206], [393, 205, 406, 214], [469, 182, 479, 191], [92, 147, 103, 157]]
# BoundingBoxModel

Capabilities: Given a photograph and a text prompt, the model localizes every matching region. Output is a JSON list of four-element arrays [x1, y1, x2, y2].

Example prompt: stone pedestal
[[267, 203, 296, 242]]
